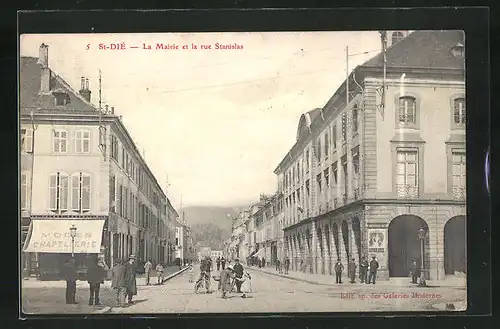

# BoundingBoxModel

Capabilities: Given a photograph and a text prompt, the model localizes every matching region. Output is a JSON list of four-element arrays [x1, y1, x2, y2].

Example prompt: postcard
[[19, 30, 466, 315]]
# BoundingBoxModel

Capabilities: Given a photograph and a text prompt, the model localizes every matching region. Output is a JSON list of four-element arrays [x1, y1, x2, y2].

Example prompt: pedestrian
[[411, 259, 420, 284], [262, 257, 266, 268], [143, 259, 152, 285], [348, 258, 357, 284], [368, 256, 379, 284], [221, 257, 226, 270], [275, 259, 281, 272], [111, 258, 127, 308], [239, 270, 252, 298], [156, 263, 164, 285], [124, 255, 138, 304], [86, 257, 106, 305], [284, 257, 290, 275], [334, 259, 344, 284], [195, 257, 211, 294], [219, 264, 236, 299], [359, 256, 369, 283], [188, 264, 194, 283], [216, 257, 221, 271], [61, 257, 78, 304], [232, 258, 244, 293]]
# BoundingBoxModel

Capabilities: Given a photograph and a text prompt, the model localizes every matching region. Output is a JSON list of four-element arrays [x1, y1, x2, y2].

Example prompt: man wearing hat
[[232, 259, 244, 293], [124, 255, 138, 304]]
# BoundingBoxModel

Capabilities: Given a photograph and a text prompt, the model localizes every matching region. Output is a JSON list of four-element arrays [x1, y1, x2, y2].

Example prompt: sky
[[20, 32, 382, 208]]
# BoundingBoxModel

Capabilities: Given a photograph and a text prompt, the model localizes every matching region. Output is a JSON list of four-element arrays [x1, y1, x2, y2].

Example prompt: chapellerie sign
[[23, 219, 105, 254]]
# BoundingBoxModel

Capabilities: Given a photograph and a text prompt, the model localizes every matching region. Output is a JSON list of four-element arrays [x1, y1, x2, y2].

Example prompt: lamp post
[[417, 227, 427, 287], [70, 225, 77, 258]]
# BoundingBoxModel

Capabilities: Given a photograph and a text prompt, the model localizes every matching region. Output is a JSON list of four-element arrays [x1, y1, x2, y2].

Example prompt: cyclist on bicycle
[[195, 257, 212, 294]]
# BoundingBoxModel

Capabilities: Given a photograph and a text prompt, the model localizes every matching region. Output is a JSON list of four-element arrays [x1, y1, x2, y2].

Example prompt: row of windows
[[282, 148, 466, 227], [20, 128, 91, 154], [110, 134, 164, 213], [280, 97, 465, 193], [20, 172, 92, 212]]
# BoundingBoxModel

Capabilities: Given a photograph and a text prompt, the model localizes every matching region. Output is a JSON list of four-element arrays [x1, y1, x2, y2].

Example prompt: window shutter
[[61, 131, 67, 152], [71, 174, 80, 211], [60, 174, 69, 211], [75, 131, 82, 153], [21, 173, 27, 210], [82, 174, 91, 211], [49, 174, 58, 210]]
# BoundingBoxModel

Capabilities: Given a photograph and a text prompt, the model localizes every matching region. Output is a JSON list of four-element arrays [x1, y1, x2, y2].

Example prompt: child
[[188, 264, 194, 283], [156, 263, 164, 285]]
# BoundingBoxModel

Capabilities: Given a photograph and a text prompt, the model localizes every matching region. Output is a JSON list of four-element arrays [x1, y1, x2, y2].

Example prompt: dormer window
[[453, 98, 466, 126], [53, 90, 70, 106], [392, 32, 405, 45]]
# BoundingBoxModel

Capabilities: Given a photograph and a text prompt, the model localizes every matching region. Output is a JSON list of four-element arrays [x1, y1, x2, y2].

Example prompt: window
[[353, 152, 360, 175], [49, 172, 69, 212], [398, 96, 416, 124], [71, 172, 91, 212], [453, 98, 466, 126], [20, 128, 33, 153], [111, 135, 119, 160], [75, 130, 91, 153], [316, 139, 322, 161], [21, 172, 28, 210], [332, 162, 338, 185], [53, 130, 68, 153], [332, 125, 337, 149], [305, 179, 310, 196], [54, 92, 70, 106], [305, 150, 310, 172], [316, 174, 322, 193], [352, 105, 359, 133], [109, 175, 116, 212], [451, 151, 466, 199], [324, 168, 330, 187], [324, 132, 329, 159], [396, 150, 419, 198], [342, 160, 348, 197], [341, 113, 347, 143], [392, 31, 405, 45]]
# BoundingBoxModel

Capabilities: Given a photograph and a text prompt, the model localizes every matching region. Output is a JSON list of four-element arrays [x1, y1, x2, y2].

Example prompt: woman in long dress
[[238, 270, 252, 298]]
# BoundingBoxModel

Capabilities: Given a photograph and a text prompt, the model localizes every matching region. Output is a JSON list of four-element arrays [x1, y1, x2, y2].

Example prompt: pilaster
[[349, 219, 360, 265], [321, 227, 330, 275], [337, 221, 348, 268]]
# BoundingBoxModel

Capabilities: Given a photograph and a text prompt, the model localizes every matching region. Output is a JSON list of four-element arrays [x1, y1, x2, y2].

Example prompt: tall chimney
[[38, 43, 51, 93], [78, 76, 91, 102], [111, 107, 115, 114]]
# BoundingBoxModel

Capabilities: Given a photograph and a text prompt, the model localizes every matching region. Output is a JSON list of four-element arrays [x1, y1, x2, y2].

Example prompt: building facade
[[20, 43, 177, 278], [274, 30, 466, 280]]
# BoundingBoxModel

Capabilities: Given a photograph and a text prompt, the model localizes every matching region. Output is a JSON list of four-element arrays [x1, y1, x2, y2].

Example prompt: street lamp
[[417, 227, 427, 287], [70, 225, 77, 258]]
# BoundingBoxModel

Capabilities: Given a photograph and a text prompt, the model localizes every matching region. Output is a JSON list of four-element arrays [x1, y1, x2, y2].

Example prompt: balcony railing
[[452, 186, 466, 200], [396, 184, 419, 199]]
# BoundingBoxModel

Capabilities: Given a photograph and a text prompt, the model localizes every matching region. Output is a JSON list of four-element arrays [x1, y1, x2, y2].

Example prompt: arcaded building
[[274, 30, 466, 280]]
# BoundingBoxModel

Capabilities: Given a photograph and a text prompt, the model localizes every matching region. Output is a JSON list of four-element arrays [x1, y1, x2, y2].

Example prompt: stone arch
[[444, 215, 466, 275], [388, 215, 429, 278]]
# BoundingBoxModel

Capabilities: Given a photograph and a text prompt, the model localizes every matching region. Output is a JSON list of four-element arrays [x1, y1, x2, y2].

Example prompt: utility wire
[[162, 49, 380, 94]]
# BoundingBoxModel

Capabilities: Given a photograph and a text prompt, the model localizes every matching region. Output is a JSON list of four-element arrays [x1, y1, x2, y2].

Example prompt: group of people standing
[[215, 256, 227, 271], [334, 256, 380, 284], [274, 257, 290, 275], [143, 259, 166, 286]]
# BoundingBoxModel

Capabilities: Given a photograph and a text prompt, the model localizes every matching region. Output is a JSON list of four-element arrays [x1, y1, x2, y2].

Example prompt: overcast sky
[[20, 32, 382, 208]]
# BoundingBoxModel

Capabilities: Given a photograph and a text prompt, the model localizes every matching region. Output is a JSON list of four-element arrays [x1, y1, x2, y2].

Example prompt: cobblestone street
[[109, 267, 467, 313]]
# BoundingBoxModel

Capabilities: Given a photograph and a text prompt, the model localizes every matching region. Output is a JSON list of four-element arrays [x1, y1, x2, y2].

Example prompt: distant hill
[[183, 205, 247, 250]]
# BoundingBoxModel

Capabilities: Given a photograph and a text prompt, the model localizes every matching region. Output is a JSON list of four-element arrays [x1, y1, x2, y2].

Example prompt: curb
[[249, 267, 332, 286], [92, 267, 189, 314]]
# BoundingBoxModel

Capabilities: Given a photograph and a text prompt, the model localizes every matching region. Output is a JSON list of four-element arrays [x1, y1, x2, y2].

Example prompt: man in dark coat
[[368, 256, 379, 284], [334, 259, 344, 284], [86, 258, 106, 305], [232, 259, 244, 293], [221, 257, 226, 270], [111, 258, 127, 307], [359, 256, 369, 283], [61, 257, 78, 304], [411, 259, 420, 284], [284, 257, 290, 275], [216, 257, 221, 271], [275, 259, 281, 273], [124, 255, 138, 304], [348, 258, 357, 284]]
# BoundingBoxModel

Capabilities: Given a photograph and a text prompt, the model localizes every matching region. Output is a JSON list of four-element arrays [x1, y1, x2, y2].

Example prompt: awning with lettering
[[23, 220, 105, 254]]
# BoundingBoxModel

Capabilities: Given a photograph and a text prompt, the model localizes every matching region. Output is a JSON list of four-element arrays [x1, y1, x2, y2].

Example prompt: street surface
[[109, 267, 467, 313]]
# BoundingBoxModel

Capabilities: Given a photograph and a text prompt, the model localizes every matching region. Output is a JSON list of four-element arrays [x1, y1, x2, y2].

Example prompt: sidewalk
[[248, 266, 467, 288], [21, 265, 189, 315]]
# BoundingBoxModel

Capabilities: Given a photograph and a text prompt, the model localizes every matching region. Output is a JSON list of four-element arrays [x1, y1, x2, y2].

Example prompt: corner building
[[274, 30, 466, 281]]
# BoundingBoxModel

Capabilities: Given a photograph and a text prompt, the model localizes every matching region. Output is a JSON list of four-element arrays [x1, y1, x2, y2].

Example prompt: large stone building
[[273, 30, 466, 280], [20, 43, 177, 278]]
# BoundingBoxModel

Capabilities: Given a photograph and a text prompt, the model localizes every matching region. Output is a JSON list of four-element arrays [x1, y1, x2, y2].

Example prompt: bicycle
[[194, 271, 211, 294]]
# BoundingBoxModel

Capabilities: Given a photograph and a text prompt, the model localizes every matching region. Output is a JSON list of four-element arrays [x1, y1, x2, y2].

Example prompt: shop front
[[23, 219, 105, 280]]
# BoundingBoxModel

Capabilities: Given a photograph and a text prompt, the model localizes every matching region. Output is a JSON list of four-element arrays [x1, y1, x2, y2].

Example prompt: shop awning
[[23, 219, 105, 254]]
